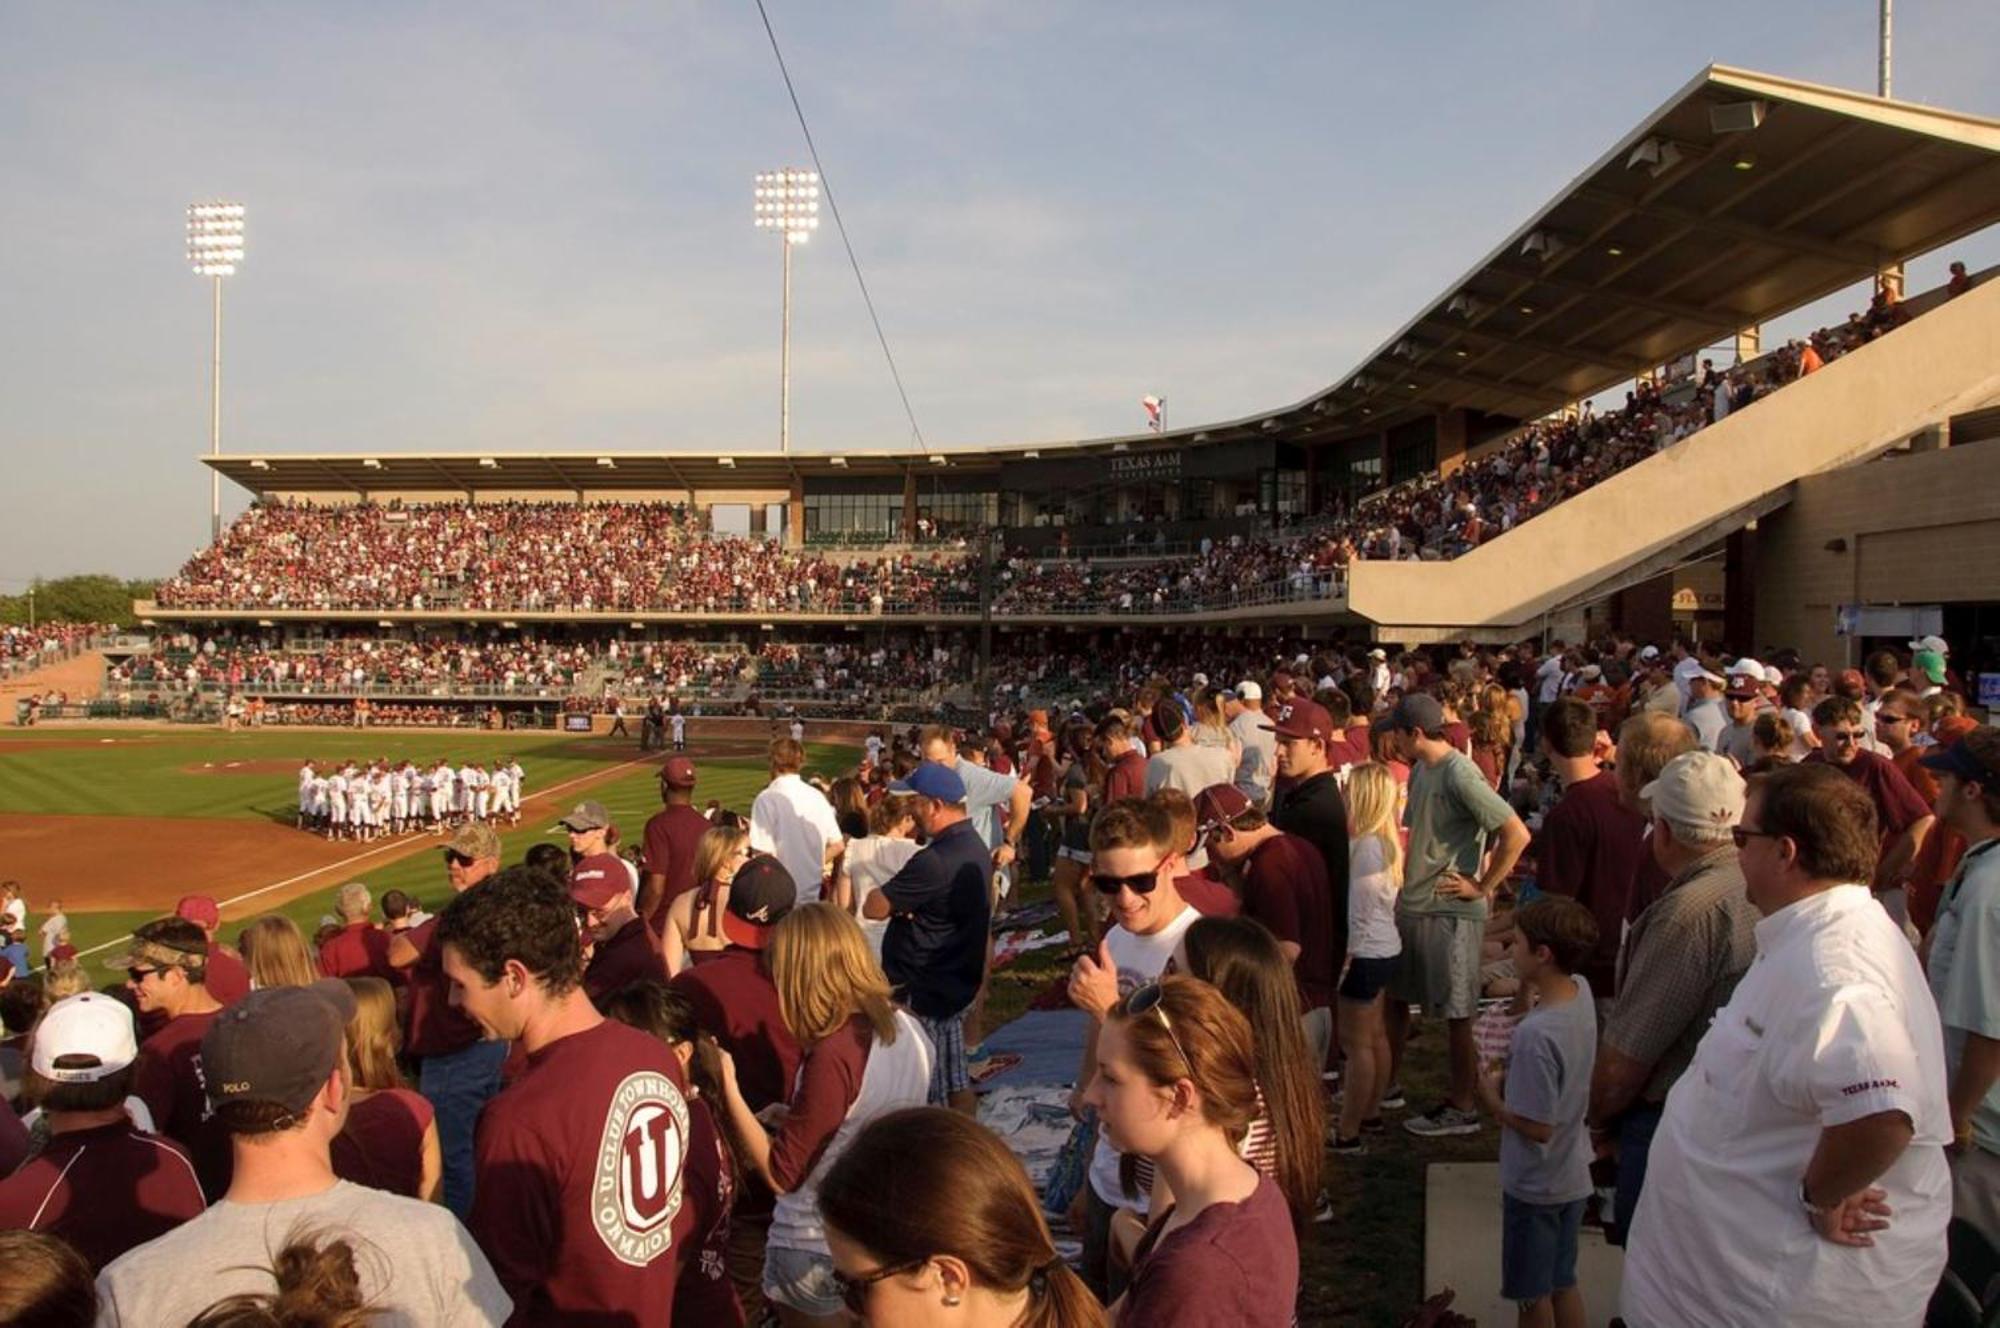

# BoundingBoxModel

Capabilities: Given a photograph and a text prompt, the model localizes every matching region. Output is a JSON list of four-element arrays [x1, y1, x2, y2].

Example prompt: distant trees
[[0, 575, 158, 627]]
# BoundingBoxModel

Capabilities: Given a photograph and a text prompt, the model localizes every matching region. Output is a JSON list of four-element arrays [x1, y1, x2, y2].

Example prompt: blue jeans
[[419, 1038, 509, 1218], [1610, 1100, 1664, 1248]]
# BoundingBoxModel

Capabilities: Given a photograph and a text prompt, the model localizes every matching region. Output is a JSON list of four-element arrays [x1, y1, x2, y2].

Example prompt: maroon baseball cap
[[660, 756, 697, 789], [722, 855, 797, 950], [1193, 784, 1251, 836], [568, 853, 631, 910], [1262, 698, 1334, 743], [175, 895, 221, 930]]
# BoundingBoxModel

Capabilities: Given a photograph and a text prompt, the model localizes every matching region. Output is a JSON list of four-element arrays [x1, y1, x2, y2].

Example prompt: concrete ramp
[[1346, 277, 2000, 638]]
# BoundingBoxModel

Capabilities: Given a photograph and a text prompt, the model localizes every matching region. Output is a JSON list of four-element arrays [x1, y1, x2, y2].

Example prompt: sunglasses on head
[[1090, 862, 1166, 895], [833, 1258, 927, 1314], [1125, 980, 1196, 1081]]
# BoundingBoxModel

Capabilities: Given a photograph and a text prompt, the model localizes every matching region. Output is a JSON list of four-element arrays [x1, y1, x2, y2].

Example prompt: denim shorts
[[763, 1244, 843, 1318], [1500, 1193, 1583, 1304]]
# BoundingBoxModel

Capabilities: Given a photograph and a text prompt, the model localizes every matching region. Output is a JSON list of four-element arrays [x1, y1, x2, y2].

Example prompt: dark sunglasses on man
[[1090, 861, 1166, 895], [443, 848, 475, 867]]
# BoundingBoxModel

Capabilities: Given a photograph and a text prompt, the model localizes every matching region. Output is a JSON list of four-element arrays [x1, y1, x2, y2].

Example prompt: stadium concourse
[[9, 62, 2000, 1328]]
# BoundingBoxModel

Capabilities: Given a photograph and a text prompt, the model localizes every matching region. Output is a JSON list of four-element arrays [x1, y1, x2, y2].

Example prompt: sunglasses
[[1090, 862, 1166, 896], [126, 967, 161, 984], [1821, 729, 1866, 744], [1126, 980, 1196, 1082], [443, 849, 475, 867], [834, 1257, 927, 1314]]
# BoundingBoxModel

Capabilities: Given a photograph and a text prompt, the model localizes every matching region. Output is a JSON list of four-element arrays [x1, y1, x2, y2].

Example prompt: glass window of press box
[[803, 492, 900, 539]]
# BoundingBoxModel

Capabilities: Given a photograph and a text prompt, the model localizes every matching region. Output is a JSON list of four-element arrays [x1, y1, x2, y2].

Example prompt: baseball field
[[0, 723, 858, 978]]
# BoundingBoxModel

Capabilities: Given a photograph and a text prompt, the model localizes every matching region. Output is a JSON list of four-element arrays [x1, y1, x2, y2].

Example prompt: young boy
[[1473, 896, 1600, 1328]]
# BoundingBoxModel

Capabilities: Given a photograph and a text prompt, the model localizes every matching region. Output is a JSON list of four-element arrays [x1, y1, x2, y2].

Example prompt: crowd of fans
[[0, 623, 109, 671], [112, 631, 592, 695]]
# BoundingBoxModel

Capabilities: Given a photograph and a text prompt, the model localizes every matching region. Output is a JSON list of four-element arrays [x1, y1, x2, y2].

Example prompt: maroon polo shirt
[[1809, 748, 1932, 838], [641, 804, 713, 929], [132, 1009, 230, 1201], [331, 1087, 434, 1200], [1105, 749, 1149, 804], [318, 921, 395, 983], [1534, 768, 1649, 993], [583, 918, 664, 1010], [401, 916, 484, 1060], [1239, 832, 1336, 1012], [0, 1123, 207, 1271]]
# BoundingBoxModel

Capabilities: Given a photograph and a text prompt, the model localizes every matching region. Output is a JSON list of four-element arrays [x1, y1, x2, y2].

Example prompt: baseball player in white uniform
[[488, 762, 514, 824], [368, 766, 391, 841], [670, 712, 686, 752], [297, 761, 316, 830], [390, 762, 411, 835], [326, 767, 349, 841]]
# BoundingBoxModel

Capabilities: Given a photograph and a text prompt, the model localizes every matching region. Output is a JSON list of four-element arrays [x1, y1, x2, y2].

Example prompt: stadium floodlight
[[187, 200, 246, 542], [753, 168, 821, 456], [1625, 137, 1683, 178]]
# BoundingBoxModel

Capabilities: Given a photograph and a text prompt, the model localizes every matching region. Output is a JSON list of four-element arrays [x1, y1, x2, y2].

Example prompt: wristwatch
[[1798, 1180, 1836, 1221]]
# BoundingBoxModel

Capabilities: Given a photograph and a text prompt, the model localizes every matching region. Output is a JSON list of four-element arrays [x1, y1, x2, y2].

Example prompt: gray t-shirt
[[1229, 710, 1276, 805], [1145, 743, 1237, 799], [96, 1179, 512, 1327], [1400, 750, 1516, 919], [1685, 698, 1727, 753], [1499, 976, 1598, 1205]]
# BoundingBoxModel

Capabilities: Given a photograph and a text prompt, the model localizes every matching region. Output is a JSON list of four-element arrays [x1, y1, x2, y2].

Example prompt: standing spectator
[[834, 790, 921, 959], [174, 895, 251, 1007], [663, 820, 752, 975], [1535, 698, 1649, 1004], [1878, 686, 1966, 932], [1682, 665, 1728, 752], [1809, 694, 1935, 924], [1145, 700, 1236, 798], [1264, 697, 1353, 980], [1472, 897, 1600, 1328], [1388, 693, 1532, 1139], [640, 756, 711, 935], [114, 918, 230, 1199], [0, 881, 26, 976], [1919, 727, 2000, 1249], [706, 904, 933, 1326], [571, 852, 663, 1008], [1589, 751, 1758, 1246], [1620, 763, 1951, 1327], [670, 854, 804, 1324], [863, 762, 993, 1114], [0, 993, 206, 1271], [1334, 763, 1405, 1152], [920, 726, 1031, 877], [331, 976, 441, 1202], [1098, 716, 1148, 803], [316, 881, 393, 982], [386, 821, 507, 1219], [441, 867, 697, 1324], [237, 914, 320, 990], [1228, 681, 1277, 807], [39, 897, 68, 966], [750, 738, 845, 909], [1717, 678, 1765, 769], [1610, 711, 1696, 921]]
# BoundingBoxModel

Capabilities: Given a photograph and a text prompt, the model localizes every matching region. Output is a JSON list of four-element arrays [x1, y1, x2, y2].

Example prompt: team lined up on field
[[294, 759, 526, 839]]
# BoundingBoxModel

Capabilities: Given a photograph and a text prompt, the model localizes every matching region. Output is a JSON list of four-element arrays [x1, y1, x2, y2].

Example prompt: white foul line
[[64, 752, 652, 969]]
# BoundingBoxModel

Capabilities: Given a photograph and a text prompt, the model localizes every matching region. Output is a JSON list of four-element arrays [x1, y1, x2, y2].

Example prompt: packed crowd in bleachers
[[110, 630, 593, 695]]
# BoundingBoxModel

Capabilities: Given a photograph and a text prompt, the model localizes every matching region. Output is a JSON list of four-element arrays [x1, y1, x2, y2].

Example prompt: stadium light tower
[[753, 169, 819, 455], [187, 201, 246, 542]]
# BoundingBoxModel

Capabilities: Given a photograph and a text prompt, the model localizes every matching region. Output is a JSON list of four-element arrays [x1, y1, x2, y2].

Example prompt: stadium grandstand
[[117, 64, 2000, 729]]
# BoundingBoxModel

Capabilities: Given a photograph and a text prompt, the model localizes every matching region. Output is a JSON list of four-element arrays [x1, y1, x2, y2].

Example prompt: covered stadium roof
[[207, 64, 2000, 498]]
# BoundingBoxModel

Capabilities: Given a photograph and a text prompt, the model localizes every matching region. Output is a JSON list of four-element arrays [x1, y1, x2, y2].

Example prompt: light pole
[[187, 201, 245, 543], [753, 170, 819, 455]]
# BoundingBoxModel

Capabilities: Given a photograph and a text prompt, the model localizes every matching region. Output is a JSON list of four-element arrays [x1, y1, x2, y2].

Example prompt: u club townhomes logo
[[592, 1070, 691, 1266]]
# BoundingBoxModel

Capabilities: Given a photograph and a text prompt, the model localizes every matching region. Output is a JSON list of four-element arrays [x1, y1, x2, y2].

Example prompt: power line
[[752, 0, 927, 450]]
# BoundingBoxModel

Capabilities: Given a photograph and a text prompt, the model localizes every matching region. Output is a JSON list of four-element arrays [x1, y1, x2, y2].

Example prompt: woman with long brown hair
[[236, 914, 320, 989], [332, 976, 440, 1202], [1083, 975, 1299, 1326], [818, 1106, 1105, 1328], [663, 819, 751, 974]]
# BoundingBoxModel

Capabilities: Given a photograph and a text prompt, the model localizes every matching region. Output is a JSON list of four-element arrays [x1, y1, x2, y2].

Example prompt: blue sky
[[4, 1, 1998, 579]]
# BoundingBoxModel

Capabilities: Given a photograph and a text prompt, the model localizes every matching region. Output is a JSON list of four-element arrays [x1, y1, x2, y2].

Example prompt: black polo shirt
[[880, 819, 993, 1019]]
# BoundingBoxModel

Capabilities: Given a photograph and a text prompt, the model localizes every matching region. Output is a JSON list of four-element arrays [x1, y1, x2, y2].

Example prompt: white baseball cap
[[1367, 648, 1388, 660], [1727, 656, 1766, 680], [1640, 751, 1746, 832], [1638, 645, 1661, 660], [1191, 672, 1209, 689], [1236, 680, 1263, 701], [1908, 634, 1949, 656], [1763, 664, 1784, 685], [31, 993, 139, 1084]]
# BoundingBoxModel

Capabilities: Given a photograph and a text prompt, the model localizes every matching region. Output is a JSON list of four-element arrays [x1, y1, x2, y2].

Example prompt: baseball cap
[[1726, 657, 1765, 681], [1262, 698, 1335, 742], [722, 855, 797, 949], [1725, 682, 1762, 702], [1637, 645, 1661, 661], [560, 800, 612, 832], [1915, 650, 1948, 686], [1191, 672, 1209, 689], [175, 895, 221, 931], [1921, 726, 2000, 784], [445, 822, 501, 861], [1763, 664, 1784, 685], [1236, 680, 1263, 702], [1367, 648, 1387, 660], [1193, 784, 1251, 837], [660, 756, 697, 789], [1675, 658, 1725, 685], [104, 917, 209, 975], [31, 993, 138, 1084], [1909, 634, 1950, 656], [202, 980, 357, 1120], [1390, 693, 1446, 735], [890, 761, 968, 804], [569, 853, 632, 910], [1639, 751, 1745, 831]]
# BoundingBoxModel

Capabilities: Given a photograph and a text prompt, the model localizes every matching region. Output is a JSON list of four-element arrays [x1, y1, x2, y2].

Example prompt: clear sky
[[4, 1, 1998, 580]]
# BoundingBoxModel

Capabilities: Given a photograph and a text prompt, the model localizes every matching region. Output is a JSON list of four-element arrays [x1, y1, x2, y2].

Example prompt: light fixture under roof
[[1520, 230, 1560, 262], [717, 456, 736, 468], [1709, 99, 1768, 135], [1624, 137, 1683, 178], [928, 454, 946, 465], [596, 457, 616, 469], [1606, 245, 1625, 257], [1446, 293, 1478, 319], [1518, 304, 1536, 315], [361, 458, 382, 470], [248, 458, 270, 470], [1261, 418, 1282, 431], [1732, 152, 1757, 172], [829, 455, 847, 467], [478, 457, 498, 469], [1023, 450, 1040, 459]]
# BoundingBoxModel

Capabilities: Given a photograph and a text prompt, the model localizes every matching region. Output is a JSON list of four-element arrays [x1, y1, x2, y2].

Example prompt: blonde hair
[[238, 914, 320, 989], [693, 823, 749, 888], [43, 960, 92, 1001], [768, 903, 899, 1046], [1344, 762, 1404, 887], [343, 977, 406, 1092]]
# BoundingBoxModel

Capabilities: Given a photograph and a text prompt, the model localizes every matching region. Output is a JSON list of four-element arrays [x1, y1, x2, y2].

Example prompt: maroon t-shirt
[[204, 945, 251, 1006], [331, 1087, 434, 1199], [132, 1009, 230, 1201], [584, 918, 665, 1009], [1176, 870, 1241, 919], [0, 1123, 206, 1271], [642, 804, 713, 929], [770, 1016, 871, 1192], [1240, 833, 1336, 1012], [471, 1019, 694, 1326], [401, 916, 484, 1059], [668, 948, 801, 1115], [1105, 749, 1149, 804], [674, 1093, 742, 1327], [319, 921, 395, 983], [1124, 1174, 1299, 1328], [1534, 769, 1649, 993], [0, 1102, 27, 1174], [1809, 749, 1932, 838]]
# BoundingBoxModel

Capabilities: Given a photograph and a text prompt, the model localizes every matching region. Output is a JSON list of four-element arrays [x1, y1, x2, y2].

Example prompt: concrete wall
[[1756, 438, 2000, 667], [1345, 275, 2000, 636]]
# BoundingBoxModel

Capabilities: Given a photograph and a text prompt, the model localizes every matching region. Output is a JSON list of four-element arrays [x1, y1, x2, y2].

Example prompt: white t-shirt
[[1535, 657, 1566, 704], [843, 835, 921, 958], [1347, 835, 1402, 960], [750, 774, 844, 908], [40, 911, 66, 954], [1087, 905, 1202, 1210], [1780, 708, 1817, 760], [1622, 884, 1950, 1328], [1143, 743, 1238, 799], [96, 1180, 512, 1327]]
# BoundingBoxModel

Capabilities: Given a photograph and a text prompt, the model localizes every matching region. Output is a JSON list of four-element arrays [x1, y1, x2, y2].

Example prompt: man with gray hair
[[317, 880, 392, 983], [1589, 750, 1759, 1246]]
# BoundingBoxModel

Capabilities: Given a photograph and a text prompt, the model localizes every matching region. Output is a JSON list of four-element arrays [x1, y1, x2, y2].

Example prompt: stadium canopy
[[205, 63, 2000, 499]]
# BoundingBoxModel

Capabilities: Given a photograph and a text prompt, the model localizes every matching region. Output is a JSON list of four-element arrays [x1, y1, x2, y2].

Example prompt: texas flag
[[1141, 395, 1165, 431]]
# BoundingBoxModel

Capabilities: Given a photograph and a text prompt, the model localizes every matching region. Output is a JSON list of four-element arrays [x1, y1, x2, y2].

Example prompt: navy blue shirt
[[880, 818, 993, 1020]]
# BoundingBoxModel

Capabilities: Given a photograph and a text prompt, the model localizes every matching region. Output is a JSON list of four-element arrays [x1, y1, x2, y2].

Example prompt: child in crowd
[[1473, 896, 1599, 1328]]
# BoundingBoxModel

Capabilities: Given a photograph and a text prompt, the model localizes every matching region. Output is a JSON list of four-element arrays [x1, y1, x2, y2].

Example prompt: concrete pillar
[[1436, 409, 1469, 478], [1725, 526, 1758, 653], [1734, 324, 1762, 364], [786, 476, 804, 549], [1909, 422, 1949, 453], [901, 471, 918, 540]]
